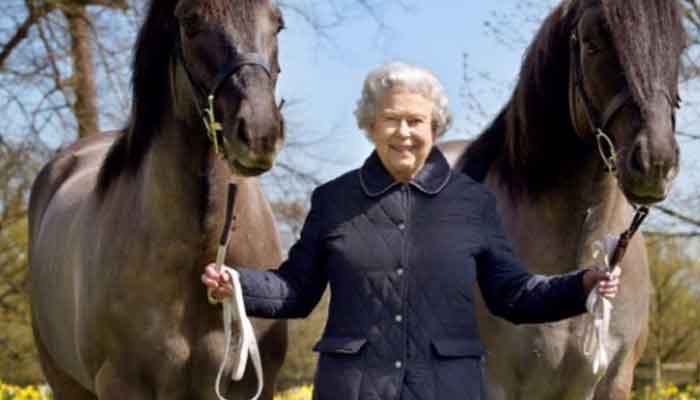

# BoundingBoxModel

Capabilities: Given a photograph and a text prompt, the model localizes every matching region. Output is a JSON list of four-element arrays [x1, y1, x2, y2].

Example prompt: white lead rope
[[213, 267, 263, 400], [208, 246, 263, 400], [206, 182, 263, 400], [582, 235, 618, 375], [583, 284, 612, 374]]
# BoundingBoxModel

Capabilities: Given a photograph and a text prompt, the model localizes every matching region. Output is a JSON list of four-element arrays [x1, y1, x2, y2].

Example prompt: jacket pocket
[[431, 338, 485, 358], [313, 336, 367, 354], [431, 339, 486, 399], [312, 337, 366, 400]]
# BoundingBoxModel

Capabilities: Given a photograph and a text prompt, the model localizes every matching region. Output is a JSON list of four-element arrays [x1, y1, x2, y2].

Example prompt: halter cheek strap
[[570, 32, 632, 175], [174, 30, 272, 155]]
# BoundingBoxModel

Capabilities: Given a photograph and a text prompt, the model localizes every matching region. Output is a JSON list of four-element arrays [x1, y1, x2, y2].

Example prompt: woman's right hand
[[201, 263, 235, 299]]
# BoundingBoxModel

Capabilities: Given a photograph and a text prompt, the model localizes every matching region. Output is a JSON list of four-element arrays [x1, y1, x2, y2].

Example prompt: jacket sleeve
[[236, 187, 328, 319], [475, 193, 589, 324]]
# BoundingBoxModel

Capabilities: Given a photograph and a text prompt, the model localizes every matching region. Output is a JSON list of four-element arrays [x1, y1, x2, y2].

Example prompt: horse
[[27, 0, 287, 399], [441, 0, 685, 399]]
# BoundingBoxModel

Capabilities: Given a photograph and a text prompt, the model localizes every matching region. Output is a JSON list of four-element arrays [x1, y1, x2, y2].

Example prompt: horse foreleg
[[94, 361, 152, 400], [594, 319, 648, 400], [592, 351, 637, 400], [34, 330, 97, 400], [256, 319, 287, 400]]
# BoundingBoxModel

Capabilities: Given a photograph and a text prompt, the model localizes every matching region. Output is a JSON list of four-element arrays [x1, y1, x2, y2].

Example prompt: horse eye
[[181, 14, 203, 37], [585, 41, 600, 55]]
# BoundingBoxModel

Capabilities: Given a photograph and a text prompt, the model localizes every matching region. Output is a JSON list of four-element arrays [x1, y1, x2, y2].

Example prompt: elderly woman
[[202, 62, 619, 400]]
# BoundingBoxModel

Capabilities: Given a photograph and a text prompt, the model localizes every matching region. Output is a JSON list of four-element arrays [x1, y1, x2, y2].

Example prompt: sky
[[266, 0, 700, 223], [274, 1, 520, 180]]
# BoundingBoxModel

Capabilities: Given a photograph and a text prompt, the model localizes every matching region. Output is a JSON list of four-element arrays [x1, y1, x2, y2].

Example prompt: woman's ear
[[366, 125, 376, 143]]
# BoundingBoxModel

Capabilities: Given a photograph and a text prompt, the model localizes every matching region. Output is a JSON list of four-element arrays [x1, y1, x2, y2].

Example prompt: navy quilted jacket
[[238, 148, 589, 400]]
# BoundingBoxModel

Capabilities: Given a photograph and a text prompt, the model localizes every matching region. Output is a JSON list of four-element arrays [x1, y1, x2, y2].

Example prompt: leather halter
[[570, 26, 650, 271], [570, 31, 631, 174], [174, 28, 272, 154]]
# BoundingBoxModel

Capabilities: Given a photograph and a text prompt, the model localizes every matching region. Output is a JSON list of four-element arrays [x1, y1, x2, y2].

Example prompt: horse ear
[[561, 0, 576, 17]]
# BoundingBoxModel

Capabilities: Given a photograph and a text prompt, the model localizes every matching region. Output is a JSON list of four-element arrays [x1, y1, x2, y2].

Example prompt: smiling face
[[369, 89, 435, 182]]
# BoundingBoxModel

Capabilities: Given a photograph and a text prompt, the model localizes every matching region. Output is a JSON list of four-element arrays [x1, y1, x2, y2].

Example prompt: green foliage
[[643, 237, 700, 365], [274, 385, 313, 400], [0, 142, 42, 384], [0, 381, 52, 400], [276, 292, 329, 390], [632, 384, 700, 399]]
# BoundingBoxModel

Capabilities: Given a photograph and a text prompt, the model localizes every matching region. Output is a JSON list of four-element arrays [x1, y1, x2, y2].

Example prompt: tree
[[1, 0, 128, 142], [642, 235, 700, 383], [0, 139, 42, 384]]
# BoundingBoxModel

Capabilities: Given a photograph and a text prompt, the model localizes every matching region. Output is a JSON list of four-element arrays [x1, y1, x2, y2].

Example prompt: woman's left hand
[[583, 266, 621, 299]]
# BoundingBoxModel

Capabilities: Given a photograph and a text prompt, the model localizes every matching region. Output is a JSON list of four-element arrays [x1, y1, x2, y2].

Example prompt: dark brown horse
[[441, 0, 685, 399], [28, 1, 287, 399]]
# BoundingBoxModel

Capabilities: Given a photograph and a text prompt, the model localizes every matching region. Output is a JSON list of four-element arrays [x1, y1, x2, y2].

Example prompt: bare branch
[[645, 230, 700, 238], [0, 1, 50, 69], [653, 205, 700, 228], [677, 130, 700, 140]]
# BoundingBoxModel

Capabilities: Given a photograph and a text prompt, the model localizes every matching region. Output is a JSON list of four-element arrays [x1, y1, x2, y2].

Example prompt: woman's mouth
[[390, 144, 414, 154]]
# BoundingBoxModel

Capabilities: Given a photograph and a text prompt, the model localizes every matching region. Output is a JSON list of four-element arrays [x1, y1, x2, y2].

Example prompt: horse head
[[173, 0, 285, 176], [567, 0, 685, 204]]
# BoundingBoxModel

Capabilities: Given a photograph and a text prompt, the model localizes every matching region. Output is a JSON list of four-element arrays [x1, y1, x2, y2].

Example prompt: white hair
[[354, 62, 454, 137]]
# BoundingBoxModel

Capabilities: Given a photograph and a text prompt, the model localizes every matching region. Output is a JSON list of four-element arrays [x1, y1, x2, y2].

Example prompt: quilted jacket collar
[[359, 147, 452, 197]]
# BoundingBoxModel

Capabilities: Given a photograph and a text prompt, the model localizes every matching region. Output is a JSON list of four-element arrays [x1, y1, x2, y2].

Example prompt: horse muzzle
[[619, 123, 679, 205], [220, 94, 284, 177]]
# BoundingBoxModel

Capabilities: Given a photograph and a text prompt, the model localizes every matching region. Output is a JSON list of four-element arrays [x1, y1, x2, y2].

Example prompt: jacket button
[[395, 314, 403, 322], [395, 360, 403, 369], [396, 268, 404, 276], [397, 223, 406, 230]]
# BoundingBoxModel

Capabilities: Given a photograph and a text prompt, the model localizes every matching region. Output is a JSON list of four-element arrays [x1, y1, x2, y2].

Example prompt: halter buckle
[[596, 128, 618, 175]]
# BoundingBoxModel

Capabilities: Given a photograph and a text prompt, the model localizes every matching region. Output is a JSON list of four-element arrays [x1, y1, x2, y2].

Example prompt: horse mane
[[97, 0, 178, 196], [462, 0, 686, 196], [464, 2, 581, 195], [602, 0, 686, 114]]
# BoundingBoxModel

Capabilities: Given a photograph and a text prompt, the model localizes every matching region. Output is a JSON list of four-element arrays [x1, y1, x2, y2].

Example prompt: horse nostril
[[237, 119, 251, 147], [629, 143, 648, 176]]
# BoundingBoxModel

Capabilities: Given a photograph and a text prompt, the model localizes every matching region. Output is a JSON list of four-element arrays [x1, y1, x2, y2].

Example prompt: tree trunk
[[65, 5, 98, 138]]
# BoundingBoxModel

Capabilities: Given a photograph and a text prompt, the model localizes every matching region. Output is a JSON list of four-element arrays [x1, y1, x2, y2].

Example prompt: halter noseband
[[174, 29, 272, 155]]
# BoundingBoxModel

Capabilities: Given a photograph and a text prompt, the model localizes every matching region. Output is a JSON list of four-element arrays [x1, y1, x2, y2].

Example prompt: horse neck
[[493, 120, 634, 271], [489, 67, 636, 268], [544, 154, 633, 267], [138, 114, 230, 248]]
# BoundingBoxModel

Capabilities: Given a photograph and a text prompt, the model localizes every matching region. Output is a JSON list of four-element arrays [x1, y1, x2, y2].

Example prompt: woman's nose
[[398, 119, 410, 137]]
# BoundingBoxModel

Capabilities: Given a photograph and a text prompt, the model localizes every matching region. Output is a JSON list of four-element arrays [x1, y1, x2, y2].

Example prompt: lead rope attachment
[[203, 95, 223, 156]]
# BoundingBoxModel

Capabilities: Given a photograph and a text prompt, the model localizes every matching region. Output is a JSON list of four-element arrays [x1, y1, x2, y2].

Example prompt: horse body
[[30, 122, 285, 399], [442, 0, 684, 398], [29, 1, 287, 398], [444, 141, 648, 399]]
